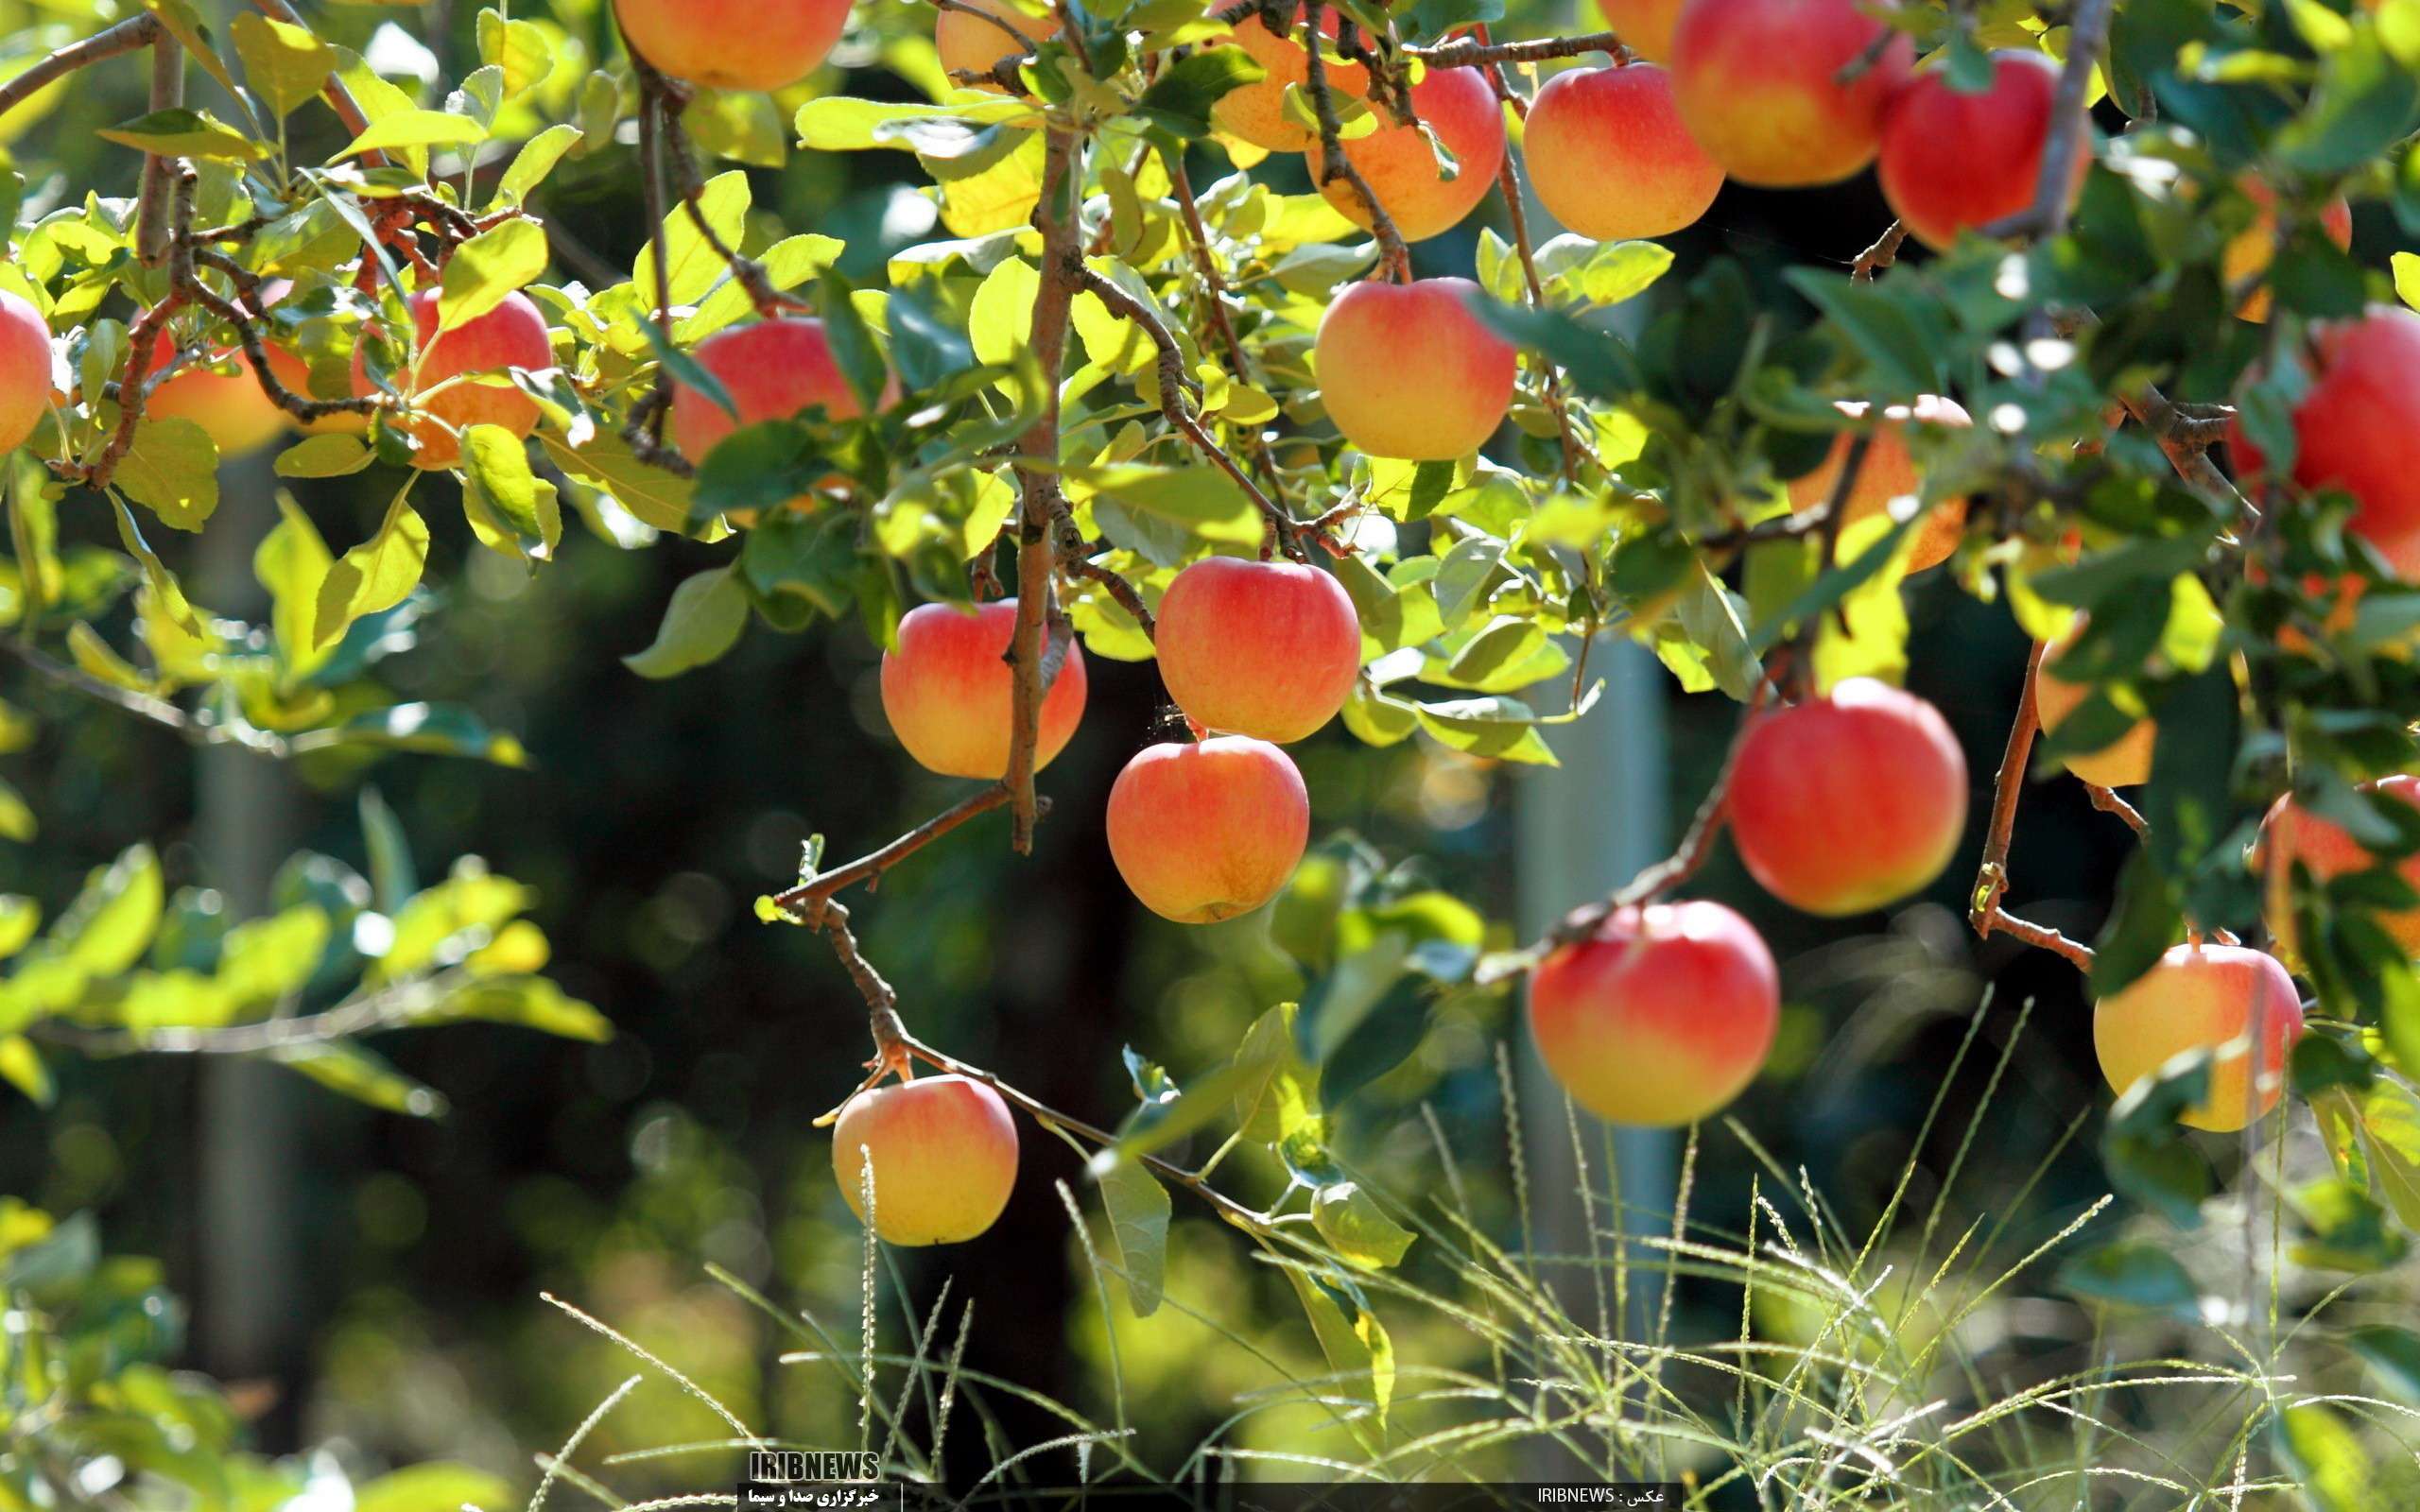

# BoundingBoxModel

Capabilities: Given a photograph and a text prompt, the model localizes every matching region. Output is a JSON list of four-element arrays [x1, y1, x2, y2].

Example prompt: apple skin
[[1529, 899, 1779, 1126], [880, 599, 1087, 780], [2225, 179, 2355, 323], [2256, 775, 2420, 960], [1787, 396, 1973, 573], [1305, 65, 1505, 243], [937, 0, 1060, 87], [833, 1074, 1019, 1246], [1106, 736, 1309, 923], [1669, 0, 1912, 188], [0, 288, 52, 457], [1156, 558, 1362, 743], [1314, 278, 1516, 462], [2031, 627, 2157, 789], [354, 288, 553, 471], [144, 331, 288, 460], [1212, 7, 1372, 152], [2093, 942, 2305, 1133], [2227, 306, 2420, 554], [614, 0, 848, 92], [1524, 63, 1724, 241], [1595, 0, 1685, 59], [670, 318, 873, 464], [1726, 678, 1969, 917], [1877, 51, 2077, 251]]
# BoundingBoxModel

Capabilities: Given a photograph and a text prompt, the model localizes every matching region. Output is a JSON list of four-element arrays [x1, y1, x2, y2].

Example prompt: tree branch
[[1406, 30, 1631, 69], [0, 635, 292, 759], [1305, 3, 1410, 284], [1977, 0, 2115, 240], [30, 969, 473, 1055], [0, 15, 164, 118], [134, 30, 183, 269], [1472, 27, 1589, 486], [770, 783, 1021, 922]]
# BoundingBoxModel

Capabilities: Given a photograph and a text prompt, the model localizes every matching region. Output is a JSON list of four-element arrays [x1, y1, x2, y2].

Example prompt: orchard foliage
[[2, 0, 2420, 1494]]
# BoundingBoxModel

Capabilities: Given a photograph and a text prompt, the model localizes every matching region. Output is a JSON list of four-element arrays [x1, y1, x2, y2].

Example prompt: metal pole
[[195, 450, 308, 1446]]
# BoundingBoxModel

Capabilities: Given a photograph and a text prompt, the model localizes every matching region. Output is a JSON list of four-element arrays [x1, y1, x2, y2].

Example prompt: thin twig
[[1304, 3, 1410, 284], [1167, 157, 1289, 504], [1474, 26, 1587, 485], [771, 784, 1019, 922], [0, 636, 291, 758], [31, 969, 472, 1054], [1966, 641, 2097, 972], [1976, 0, 2115, 240]]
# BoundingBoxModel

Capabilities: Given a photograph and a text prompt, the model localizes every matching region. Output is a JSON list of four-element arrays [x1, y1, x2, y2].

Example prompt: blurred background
[[5, 0, 2369, 1494]]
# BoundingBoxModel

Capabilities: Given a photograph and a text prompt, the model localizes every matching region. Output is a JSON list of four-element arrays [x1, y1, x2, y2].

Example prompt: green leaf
[[116, 418, 220, 530], [336, 109, 486, 162], [315, 495, 430, 648], [1233, 1002, 1321, 1143], [439, 219, 548, 333], [275, 1040, 448, 1117], [97, 108, 267, 163], [214, 906, 332, 1006], [2054, 1240, 2200, 1319], [57, 844, 165, 977], [540, 431, 696, 534], [2272, 1402, 2383, 1512], [493, 124, 583, 208], [794, 95, 1035, 153], [2396, 250, 2420, 314], [230, 13, 336, 120], [1132, 46, 1266, 137], [353, 1465, 513, 1512], [255, 494, 335, 681], [274, 433, 374, 478], [0, 898, 40, 961], [436, 976, 610, 1041], [1097, 1158, 1170, 1316], [633, 170, 751, 308], [0, 1036, 51, 1107], [1783, 268, 1943, 398], [316, 703, 528, 767], [1311, 1180, 1416, 1270], [2348, 1325, 2420, 1406], [458, 424, 558, 559], [1068, 464, 1262, 545], [624, 566, 750, 679], [1280, 1266, 1394, 1430]]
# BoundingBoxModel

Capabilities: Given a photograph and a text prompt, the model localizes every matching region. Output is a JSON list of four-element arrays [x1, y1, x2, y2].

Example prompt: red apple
[[833, 1074, 1019, 1246], [2256, 775, 2420, 960], [1106, 736, 1309, 923], [1523, 63, 1724, 241], [145, 330, 287, 460], [1595, 0, 1685, 60], [1305, 65, 1505, 243], [1529, 899, 1779, 1126], [880, 599, 1087, 780], [2225, 178, 2355, 324], [355, 287, 553, 471], [1212, 6, 1373, 152], [936, 0, 1060, 88], [670, 318, 876, 463], [1786, 395, 1973, 573], [1878, 50, 2080, 250], [2031, 624, 2156, 788], [1726, 678, 1969, 916], [614, 0, 849, 92], [0, 287, 51, 456], [1156, 558, 1362, 743], [2227, 305, 2420, 553], [1669, 0, 1912, 188], [2094, 942, 2305, 1132], [1315, 278, 1516, 461]]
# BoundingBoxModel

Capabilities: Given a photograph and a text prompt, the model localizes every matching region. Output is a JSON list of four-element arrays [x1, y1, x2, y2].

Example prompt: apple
[[1212, 6, 1373, 152], [1786, 396, 1973, 573], [2224, 178, 2355, 323], [1314, 278, 1515, 461], [1594, 0, 1685, 60], [880, 599, 1087, 780], [0, 287, 52, 456], [833, 1074, 1019, 1246], [145, 330, 287, 460], [2031, 625, 2156, 788], [354, 288, 552, 471], [1106, 736, 1308, 923], [1669, 0, 1912, 188], [2093, 942, 2305, 1132], [1726, 678, 1969, 916], [614, 0, 849, 93], [1877, 51, 2079, 251], [1305, 64, 1505, 243], [2256, 775, 2420, 960], [1156, 558, 1362, 743], [2227, 305, 2420, 553], [670, 318, 876, 464], [936, 0, 1060, 88], [1523, 63, 1724, 241], [1529, 899, 1779, 1126]]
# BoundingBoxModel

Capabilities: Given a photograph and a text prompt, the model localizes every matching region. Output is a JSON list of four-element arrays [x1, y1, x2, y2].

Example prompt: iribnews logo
[[747, 1452, 882, 1484]]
